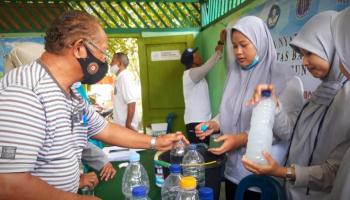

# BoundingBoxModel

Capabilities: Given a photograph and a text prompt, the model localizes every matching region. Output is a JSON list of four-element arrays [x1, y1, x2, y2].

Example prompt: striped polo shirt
[[0, 60, 107, 192]]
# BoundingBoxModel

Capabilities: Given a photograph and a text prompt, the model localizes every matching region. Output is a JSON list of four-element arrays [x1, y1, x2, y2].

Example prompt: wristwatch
[[285, 165, 296, 183], [150, 137, 157, 150]]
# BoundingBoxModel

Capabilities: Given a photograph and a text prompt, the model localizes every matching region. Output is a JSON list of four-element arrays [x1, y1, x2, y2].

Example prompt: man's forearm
[[125, 102, 136, 129], [92, 123, 152, 149], [0, 173, 93, 200]]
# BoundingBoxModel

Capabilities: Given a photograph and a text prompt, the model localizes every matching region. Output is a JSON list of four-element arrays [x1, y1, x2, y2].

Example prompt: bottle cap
[[169, 164, 181, 173], [180, 176, 197, 190], [261, 89, 271, 97], [129, 151, 140, 162], [188, 144, 197, 150], [199, 187, 214, 199], [132, 186, 147, 197], [201, 124, 208, 132]]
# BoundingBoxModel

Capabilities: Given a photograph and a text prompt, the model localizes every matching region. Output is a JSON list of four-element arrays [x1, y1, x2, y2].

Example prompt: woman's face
[[300, 48, 330, 79], [231, 30, 257, 68], [339, 62, 350, 80]]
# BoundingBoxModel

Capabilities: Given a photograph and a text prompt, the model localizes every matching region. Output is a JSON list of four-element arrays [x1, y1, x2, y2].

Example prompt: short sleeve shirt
[[0, 60, 107, 192]]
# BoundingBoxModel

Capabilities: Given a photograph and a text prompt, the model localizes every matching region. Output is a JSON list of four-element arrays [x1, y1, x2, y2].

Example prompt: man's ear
[[72, 39, 86, 59]]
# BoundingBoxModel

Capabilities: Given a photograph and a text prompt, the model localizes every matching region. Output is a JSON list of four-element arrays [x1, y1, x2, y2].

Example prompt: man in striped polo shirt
[[0, 11, 187, 200]]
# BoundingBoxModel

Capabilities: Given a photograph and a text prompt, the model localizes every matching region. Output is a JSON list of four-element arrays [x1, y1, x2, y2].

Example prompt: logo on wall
[[267, 4, 281, 29], [296, 0, 312, 18]]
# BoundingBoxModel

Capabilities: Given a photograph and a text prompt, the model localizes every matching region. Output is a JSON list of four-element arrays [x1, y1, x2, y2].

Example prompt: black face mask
[[77, 45, 108, 85]]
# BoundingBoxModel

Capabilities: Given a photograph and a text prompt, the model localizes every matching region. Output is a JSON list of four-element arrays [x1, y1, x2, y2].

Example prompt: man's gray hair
[[113, 52, 129, 67]]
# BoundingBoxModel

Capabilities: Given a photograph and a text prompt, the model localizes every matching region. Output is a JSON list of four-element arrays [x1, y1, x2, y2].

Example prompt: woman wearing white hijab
[[195, 16, 301, 199], [328, 7, 350, 200], [243, 11, 350, 200]]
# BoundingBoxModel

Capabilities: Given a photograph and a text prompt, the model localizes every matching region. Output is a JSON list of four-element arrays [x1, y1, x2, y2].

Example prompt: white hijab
[[287, 11, 345, 166], [328, 7, 350, 200], [220, 16, 294, 134]]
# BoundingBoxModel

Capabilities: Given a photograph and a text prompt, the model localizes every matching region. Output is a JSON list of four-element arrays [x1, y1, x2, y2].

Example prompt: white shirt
[[182, 52, 221, 124], [112, 69, 140, 129]]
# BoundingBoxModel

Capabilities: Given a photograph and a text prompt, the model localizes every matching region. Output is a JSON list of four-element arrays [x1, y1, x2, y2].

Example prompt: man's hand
[[209, 133, 247, 155], [242, 151, 286, 178], [195, 121, 220, 140], [155, 132, 189, 151], [100, 162, 117, 181], [79, 172, 99, 189]]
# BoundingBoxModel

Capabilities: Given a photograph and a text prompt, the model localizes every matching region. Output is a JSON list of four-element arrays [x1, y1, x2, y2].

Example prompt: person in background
[[0, 10, 187, 200], [242, 11, 350, 200], [110, 52, 141, 131], [181, 30, 226, 145], [327, 7, 350, 200], [195, 16, 301, 200], [79, 143, 116, 190]]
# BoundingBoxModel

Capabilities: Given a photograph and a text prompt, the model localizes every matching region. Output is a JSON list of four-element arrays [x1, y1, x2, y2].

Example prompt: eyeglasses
[[84, 40, 110, 63]]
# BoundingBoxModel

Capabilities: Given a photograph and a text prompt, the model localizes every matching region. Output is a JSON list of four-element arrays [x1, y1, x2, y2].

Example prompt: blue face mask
[[241, 55, 259, 71]]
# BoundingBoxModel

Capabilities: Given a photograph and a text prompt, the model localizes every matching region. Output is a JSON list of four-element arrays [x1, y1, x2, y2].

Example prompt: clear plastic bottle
[[170, 140, 186, 164], [246, 89, 276, 165], [161, 164, 182, 200], [122, 151, 150, 200], [175, 176, 199, 200], [198, 187, 213, 200], [131, 186, 151, 200], [182, 144, 205, 187]]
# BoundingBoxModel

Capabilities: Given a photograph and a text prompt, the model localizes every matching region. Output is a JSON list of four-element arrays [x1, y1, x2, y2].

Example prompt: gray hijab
[[328, 8, 350, 200], [332, 7, 350, 73], [220, 16, 294, 134], [287, 11, 345, 166]]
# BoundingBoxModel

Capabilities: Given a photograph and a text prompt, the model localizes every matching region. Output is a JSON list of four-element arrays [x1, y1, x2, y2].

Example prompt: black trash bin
[[155, 144, 226, 200]]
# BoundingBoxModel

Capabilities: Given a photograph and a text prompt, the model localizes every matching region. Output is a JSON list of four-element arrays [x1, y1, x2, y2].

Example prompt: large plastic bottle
[[246, 89, 276, 165], [198, 187, 213, 200], [122, 151, 150, 200], [175, 176, 199, 200], [182, 144, 205, 187], [170, 140, 186, 164], [131, 186, 151, 200], [161, 164, 182, 200]]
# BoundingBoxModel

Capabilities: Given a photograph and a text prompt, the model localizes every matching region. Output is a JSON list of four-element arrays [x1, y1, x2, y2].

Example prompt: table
[[93, 150, 161, 200]]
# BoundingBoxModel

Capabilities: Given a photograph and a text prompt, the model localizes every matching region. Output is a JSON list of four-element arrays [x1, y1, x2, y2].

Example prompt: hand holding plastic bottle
[[246, 84, 279, 106], [242, 151, 287, 178], [156, 132, 189, 151], [194, 121, 220, 140]]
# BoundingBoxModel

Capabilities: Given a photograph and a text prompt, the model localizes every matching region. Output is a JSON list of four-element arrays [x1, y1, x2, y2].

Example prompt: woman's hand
[[209, 133, 247, 155], [100, 162, 117, 181], [241, 151, 286, 178], [156, 132, 189, 151], [79, 172, 99, 189], [246, 84, 278, 106], [195, 121, 220, 140]]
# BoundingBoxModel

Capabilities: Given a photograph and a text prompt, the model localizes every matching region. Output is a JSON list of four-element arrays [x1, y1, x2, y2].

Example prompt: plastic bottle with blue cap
[[199, 187, 214, 200], [161, 164, 182, 200], [131, 186, 151, 200], [246, 89, 276, 164], [122, 151, 150, 200]]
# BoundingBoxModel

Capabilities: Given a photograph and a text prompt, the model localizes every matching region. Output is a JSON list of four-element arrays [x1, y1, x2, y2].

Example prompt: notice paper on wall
[[151, 50, 181, 61]]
